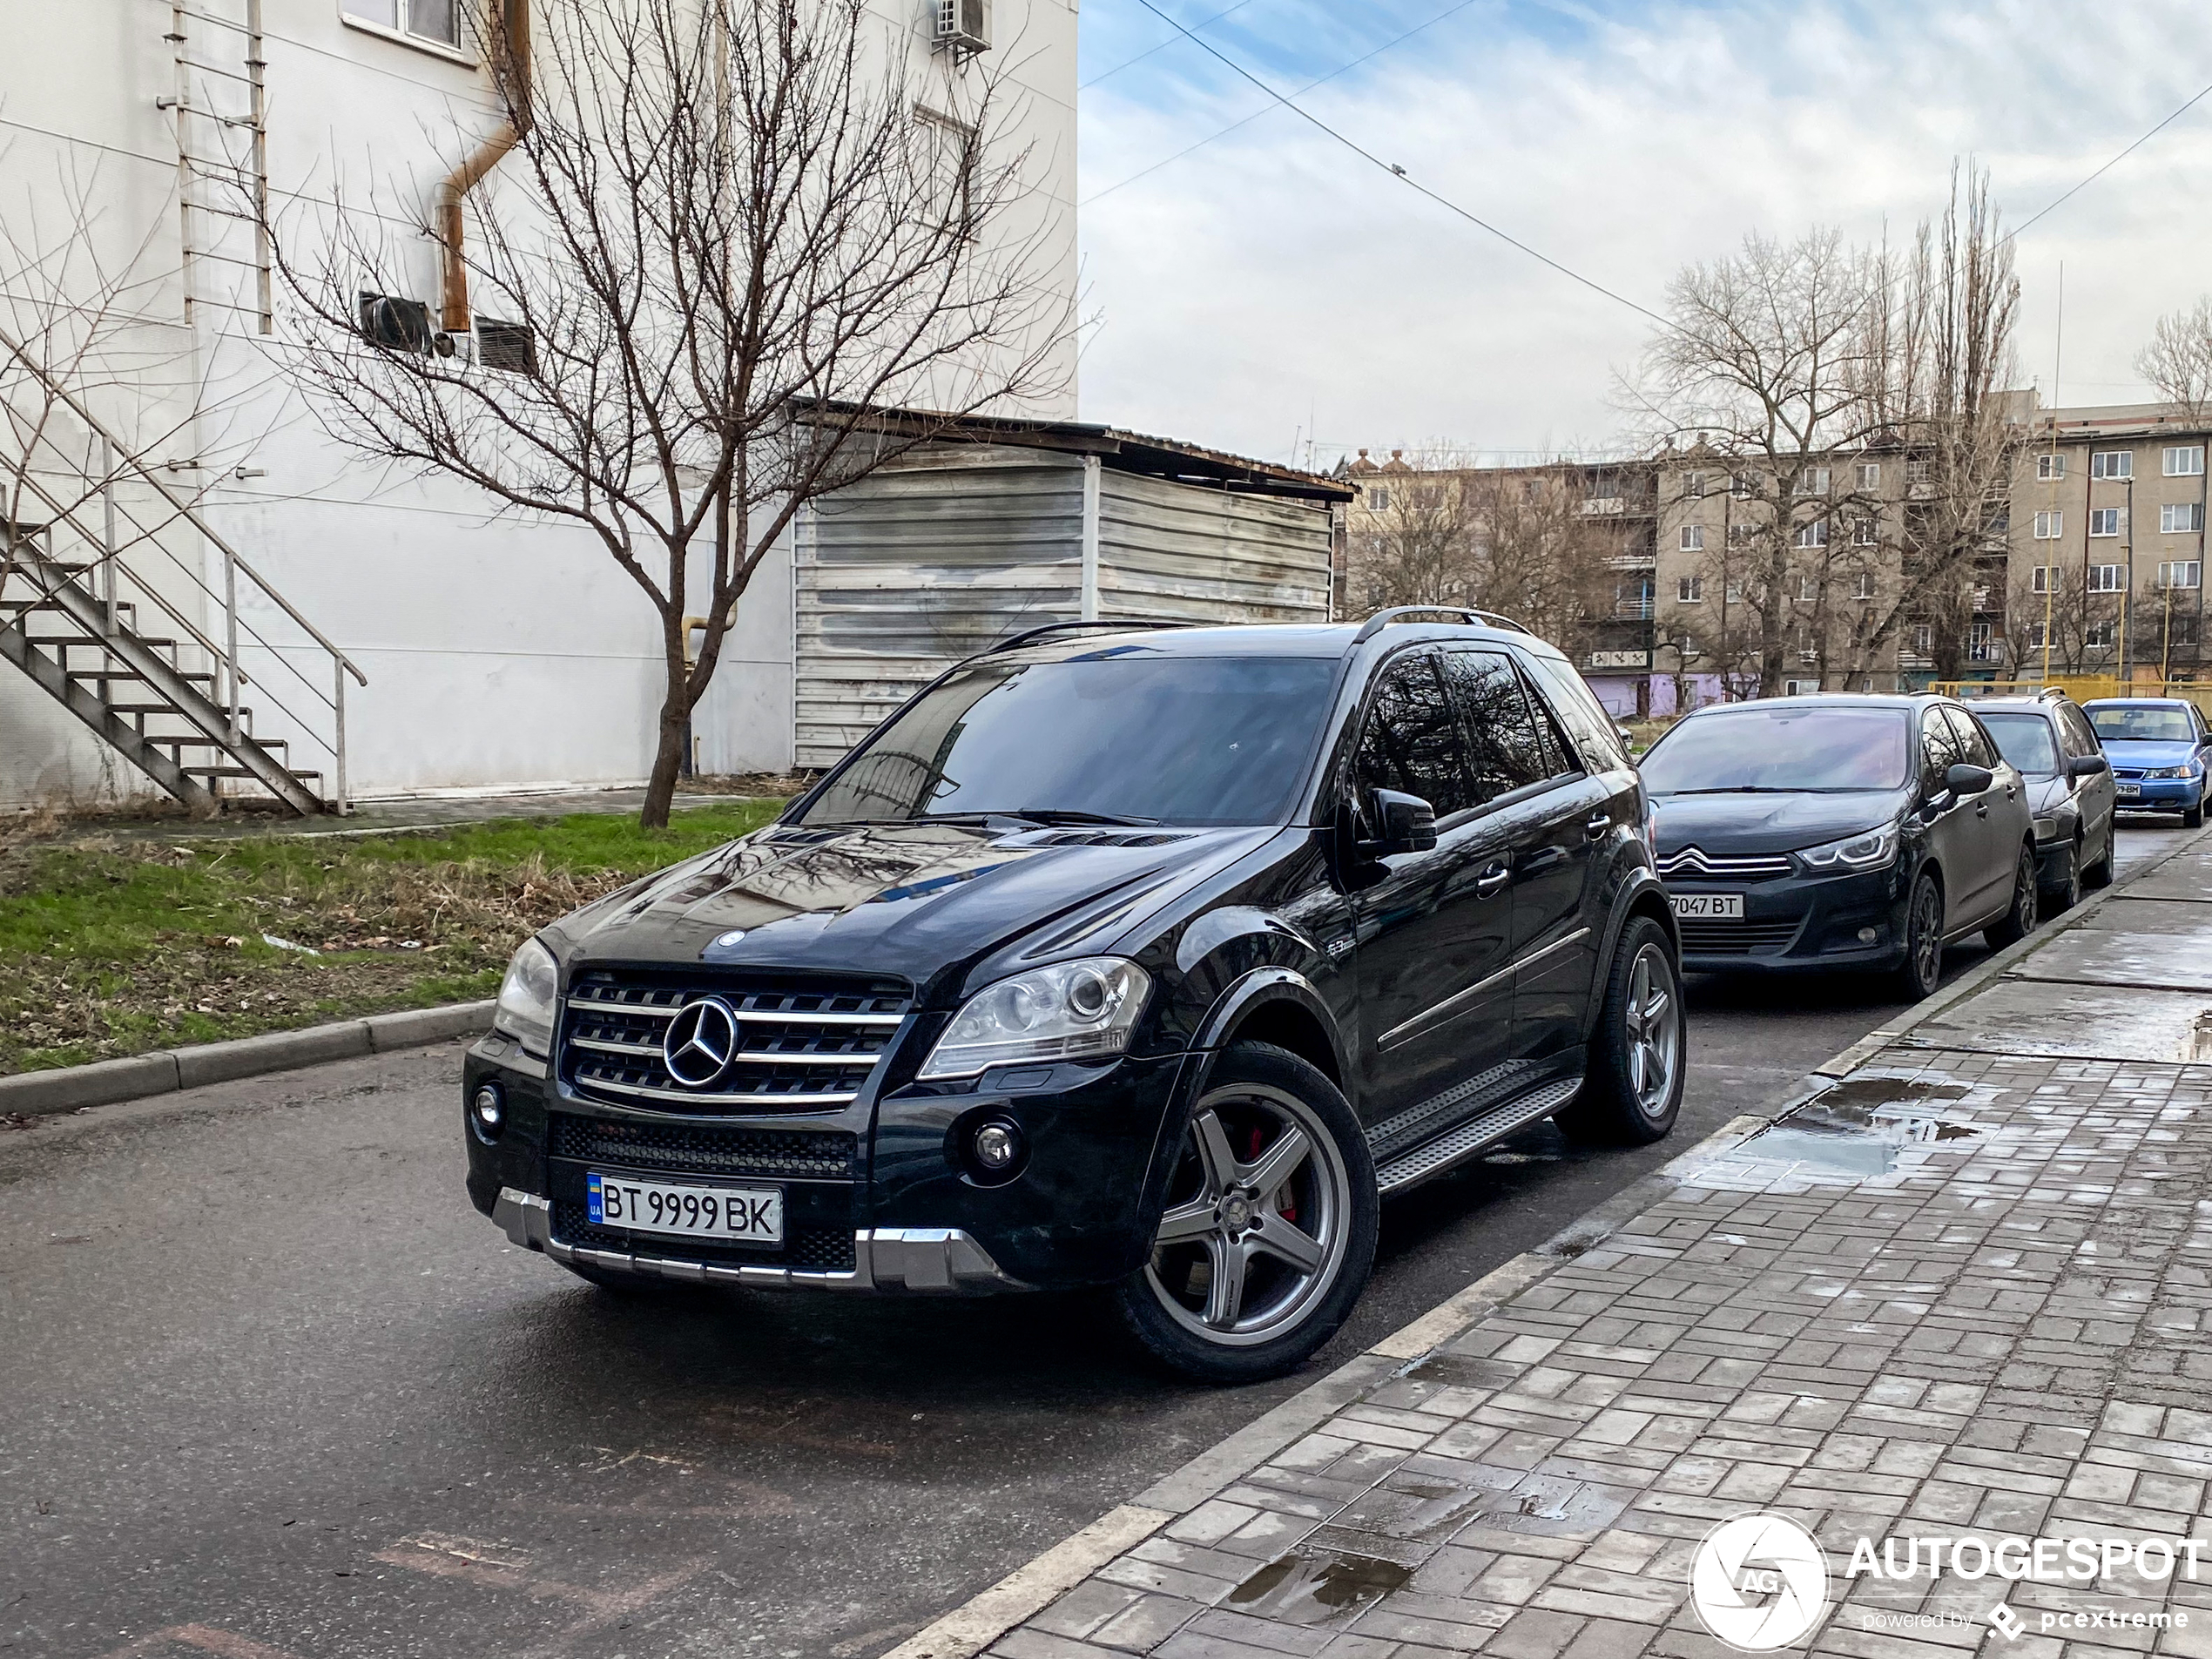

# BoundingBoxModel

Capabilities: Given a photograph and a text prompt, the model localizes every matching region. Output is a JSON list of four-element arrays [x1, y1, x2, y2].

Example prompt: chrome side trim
[[565, 1073, 860, 1108], [1378, 927, 1592, 1051]]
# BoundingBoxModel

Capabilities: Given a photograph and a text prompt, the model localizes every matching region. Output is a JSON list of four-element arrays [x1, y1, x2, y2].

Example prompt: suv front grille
[[560, 968, 910, 1114], [1678, 916, 1804, 954], [549, 1113, 858, 1180]]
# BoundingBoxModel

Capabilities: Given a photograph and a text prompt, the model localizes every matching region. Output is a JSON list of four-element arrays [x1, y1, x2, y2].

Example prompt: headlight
[[2147, 765, 2195, 779], [918, 957, 1150, 1081], [494, 937, 559, 1055], [1797, 823, 1900, 871]]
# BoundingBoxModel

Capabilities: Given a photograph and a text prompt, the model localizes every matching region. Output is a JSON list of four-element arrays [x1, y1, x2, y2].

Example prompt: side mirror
[[1360, 789, 1439, 856], [1945, 762, 1994, 795], [2067, 753, 2111, 779]]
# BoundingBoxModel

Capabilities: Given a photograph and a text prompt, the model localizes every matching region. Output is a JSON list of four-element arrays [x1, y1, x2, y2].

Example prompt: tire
[[2084, 826, 2114, 889], [1896, 870, 1945, 1001], [2040, 840, 2082, 914], [1554, 916, 1683, 1146], [2187, 786, 2205, 830], [1112, 1042, 1377, 1385], [1984, 844, 2040, 949]]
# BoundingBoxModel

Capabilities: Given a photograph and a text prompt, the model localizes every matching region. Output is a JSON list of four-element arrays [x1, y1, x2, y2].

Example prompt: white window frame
[[1724, 580, 1745, 604], [1856, 462, 1880, 490], [2088, 563, 2126, 593], [1851, 571, 1875, 600], [1678, 524, 1704, 552], [2033, 509, 2063, 540], [1367, 487, 1390, 511], [1912, 624, 1933, 654], [1795, 467, 1831, 498], [2088, 507, 2123, 538], [341, 0, 472, 59], [1676, 575, 1704, 604], [2086, 618, 2116, 648], [1793, 518, 1828, 550], [1797, 577, 1819, 602], [2031, 565, 2058, 594], [1852, 517, 1878, 547], [2036, 453, 2067, 482], [1729, 473, 1754, 501], [1683, 472, 1706, 500], [2166, 446, 2205, 477], [2025, 618, 2048, 650], [2161, 561, 2202, 590], [2091, 450, 2134, 481], [2162, 502, 2205, 534]]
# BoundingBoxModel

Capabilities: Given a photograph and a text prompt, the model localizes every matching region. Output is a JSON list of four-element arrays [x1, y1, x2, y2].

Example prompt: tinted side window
[[1356, 654, 1470, 816], [2057, 705, 2098, 759], [1525, 654, 1629, 772], [1945, 706, 1998, 769], [1920, 710, 1963, 793], [1439, 650, 1554, 806]]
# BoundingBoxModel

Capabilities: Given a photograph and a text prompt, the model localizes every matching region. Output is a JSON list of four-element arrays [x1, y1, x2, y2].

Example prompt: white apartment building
[[0, 0, 1080, 811]]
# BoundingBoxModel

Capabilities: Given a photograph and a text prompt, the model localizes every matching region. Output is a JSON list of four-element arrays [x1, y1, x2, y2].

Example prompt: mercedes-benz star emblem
[[663, 996, 738, 1088]]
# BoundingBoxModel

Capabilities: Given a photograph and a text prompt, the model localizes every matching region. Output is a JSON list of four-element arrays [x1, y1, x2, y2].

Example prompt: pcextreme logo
[[1690, 1514, 1831, 1651]]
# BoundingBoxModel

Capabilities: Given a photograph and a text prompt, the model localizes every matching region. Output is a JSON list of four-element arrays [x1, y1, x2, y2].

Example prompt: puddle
[[1460, 1474, 1633, 1537], [1403, 1352, 1523, 1390], [1737, 1081, 1981, 1175], [1228, 1548, 1412, 1625], [2188, 1011, 2212, 1063]]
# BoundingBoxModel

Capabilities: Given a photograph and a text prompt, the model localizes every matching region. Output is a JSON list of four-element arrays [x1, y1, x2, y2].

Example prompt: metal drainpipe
[[437, 0, 531, 334], [1079, 455, 1101, 622]]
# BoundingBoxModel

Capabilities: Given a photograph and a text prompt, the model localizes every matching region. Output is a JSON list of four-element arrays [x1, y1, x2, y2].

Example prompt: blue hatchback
[[2083, 698, 2212, 826]]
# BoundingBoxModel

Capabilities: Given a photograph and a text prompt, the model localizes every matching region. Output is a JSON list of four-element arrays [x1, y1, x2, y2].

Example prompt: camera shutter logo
[[1691, 1514, 1831, 1651], [663, 996, 739, 1087]]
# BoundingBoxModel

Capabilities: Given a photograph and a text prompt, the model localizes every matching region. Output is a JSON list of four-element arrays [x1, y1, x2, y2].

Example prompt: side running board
[[1374, 1075, 1583, 1195]]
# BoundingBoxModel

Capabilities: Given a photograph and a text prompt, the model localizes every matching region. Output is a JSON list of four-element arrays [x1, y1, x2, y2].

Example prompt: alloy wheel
[[1912, 880, 1943, 988], [1623, 943, 1680, 1120], [1144, 1083, 1352, 1348]]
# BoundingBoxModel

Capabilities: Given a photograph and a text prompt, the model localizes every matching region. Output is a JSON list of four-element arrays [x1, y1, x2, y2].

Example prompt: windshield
[[1979, 713, 2060, 776], [1640, 705, 1912, 793], [797, 655, 1338, 828], [2090, 705, 2195, 744]]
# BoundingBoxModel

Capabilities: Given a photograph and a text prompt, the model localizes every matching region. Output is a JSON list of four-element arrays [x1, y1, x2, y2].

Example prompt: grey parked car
[[1970, 692, 2117, 910]]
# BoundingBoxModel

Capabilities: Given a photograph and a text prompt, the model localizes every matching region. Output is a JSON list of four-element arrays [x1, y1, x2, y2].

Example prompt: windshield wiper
[[1668, 786, 1794, 795], [1005, 807, 1162, 826]]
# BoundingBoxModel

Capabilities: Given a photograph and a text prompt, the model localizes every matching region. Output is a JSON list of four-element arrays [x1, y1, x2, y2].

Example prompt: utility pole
[[2121, 473, 2135, 685]]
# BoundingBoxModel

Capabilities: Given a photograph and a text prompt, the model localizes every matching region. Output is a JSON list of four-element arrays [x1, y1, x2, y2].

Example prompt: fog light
[[973, 1121, 1020, 1170], [472, 1082, 506, 1138], [1858, 927, 1879, 945]]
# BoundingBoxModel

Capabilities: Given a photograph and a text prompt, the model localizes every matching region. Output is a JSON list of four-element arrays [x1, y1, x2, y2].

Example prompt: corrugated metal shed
[[793, 425, 1345, 770]]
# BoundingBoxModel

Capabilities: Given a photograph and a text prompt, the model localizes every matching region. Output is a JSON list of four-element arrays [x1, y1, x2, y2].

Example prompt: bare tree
[[269, 0, 1071, 825], [2136, 297, 2212, 421], [1464, 468, 1609, 659], [1345, 449, 1482, 612]]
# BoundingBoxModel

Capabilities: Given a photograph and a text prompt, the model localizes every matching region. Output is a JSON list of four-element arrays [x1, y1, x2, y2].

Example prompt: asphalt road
[[3, 820, 2185, 1659]]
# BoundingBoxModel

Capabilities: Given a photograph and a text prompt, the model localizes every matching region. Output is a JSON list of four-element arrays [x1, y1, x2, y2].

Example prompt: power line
[[1080, 0, 1263, 91], [2006, 73, 2212, 244], [1107, 0, 1678, 332], [1085, 0, 1485, 206]]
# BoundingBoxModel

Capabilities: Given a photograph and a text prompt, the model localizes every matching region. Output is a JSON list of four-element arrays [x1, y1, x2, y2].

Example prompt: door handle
[[1475, 862, 1511, 896], [1976, 804, 1989, 818], [1583, 812, 1612, 841]]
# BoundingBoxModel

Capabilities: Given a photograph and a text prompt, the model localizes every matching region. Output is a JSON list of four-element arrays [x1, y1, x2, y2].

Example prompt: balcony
[[1614, 599, 1656, 621]]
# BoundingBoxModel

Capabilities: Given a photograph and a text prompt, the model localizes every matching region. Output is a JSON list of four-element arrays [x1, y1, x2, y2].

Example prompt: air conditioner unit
[[431, 329, 474, 364], [934, 0, 988, 54]]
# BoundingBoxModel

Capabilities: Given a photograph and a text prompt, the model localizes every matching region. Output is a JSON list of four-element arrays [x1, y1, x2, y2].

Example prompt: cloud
[[1075, 0, 2212, 467]]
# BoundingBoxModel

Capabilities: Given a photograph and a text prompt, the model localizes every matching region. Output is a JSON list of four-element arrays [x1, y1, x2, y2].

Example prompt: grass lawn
[[0, 800, 784, 1076]]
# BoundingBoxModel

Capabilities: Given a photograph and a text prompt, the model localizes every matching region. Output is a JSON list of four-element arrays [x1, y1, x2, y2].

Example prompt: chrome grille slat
[[1657, 845, 1796, 880]]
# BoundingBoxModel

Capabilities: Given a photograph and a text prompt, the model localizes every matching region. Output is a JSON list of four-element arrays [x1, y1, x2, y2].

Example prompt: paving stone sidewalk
[[987, 840, 2212, 1659]]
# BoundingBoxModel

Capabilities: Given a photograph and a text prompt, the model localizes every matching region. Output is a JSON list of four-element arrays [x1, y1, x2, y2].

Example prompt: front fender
[[1581, 864, 1676, 1042]]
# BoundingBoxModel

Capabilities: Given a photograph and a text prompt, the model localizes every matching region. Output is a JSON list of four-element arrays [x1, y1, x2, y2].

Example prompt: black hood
[[1651, 790, 1908, 859], [545, 819, 1274, 1006]]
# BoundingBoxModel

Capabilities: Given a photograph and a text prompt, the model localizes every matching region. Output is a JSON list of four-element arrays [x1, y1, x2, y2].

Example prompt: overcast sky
[[1071, 0, 2212, 470]]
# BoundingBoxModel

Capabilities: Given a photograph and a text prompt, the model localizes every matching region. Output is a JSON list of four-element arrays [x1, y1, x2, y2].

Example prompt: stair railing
[[0, 319, 368, 811]]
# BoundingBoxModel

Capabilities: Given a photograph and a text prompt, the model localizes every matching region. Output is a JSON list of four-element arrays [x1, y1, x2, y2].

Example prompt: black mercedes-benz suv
[[462, 610, 1686, 1381]]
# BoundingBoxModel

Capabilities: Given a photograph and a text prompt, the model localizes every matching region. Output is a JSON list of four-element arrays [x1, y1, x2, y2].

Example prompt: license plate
[[587, 1170, 783, 1244], [2119, 783, 2141, 798], [1670, 893, 1744, 920]]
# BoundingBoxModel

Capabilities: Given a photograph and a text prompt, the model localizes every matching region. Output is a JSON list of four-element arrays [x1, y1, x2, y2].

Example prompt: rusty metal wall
[[794, 443, 1333, 770]]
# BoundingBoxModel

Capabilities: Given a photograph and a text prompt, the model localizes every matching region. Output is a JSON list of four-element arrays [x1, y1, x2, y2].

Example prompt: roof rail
[[986, 619, 1197, 655], [1350, 605, 1530, 645]]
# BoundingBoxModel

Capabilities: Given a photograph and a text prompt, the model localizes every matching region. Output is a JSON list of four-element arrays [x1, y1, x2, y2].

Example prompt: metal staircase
[[0, 328, 366, 817]]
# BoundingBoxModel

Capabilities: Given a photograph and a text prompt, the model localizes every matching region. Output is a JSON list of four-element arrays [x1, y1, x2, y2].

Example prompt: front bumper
[[2116, 776, 2200, 808], [491, 1188, 1028, 1291], [1668, 861, 1910, 974]]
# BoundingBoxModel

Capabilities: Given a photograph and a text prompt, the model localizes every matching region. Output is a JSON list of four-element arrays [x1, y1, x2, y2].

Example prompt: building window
[[1729, 473, 1754, 500], [1912, 624, 1933, 655], [2089, 507, 2123, 538], [1366, 487, 1391, 510], [2161, 561, 2202, 590], [2086, 619, 2116, 648], [1677, 575, 1704, 603], [342, 0, 461, 49], [1794, 519, 1828, 549], [2033, 510, 2063, 540], [1852, 571, 1875, 600], [2024, 618, 2048, 650], [2031, 565, 2058, 594], [2036, 453, 2067, 482], [1796, 468, 1831, 497], [1797, 577, 1819, 602], [1784, 679, 1820, 696], [2091, 450, 2134, 481], [1683, 472, 1706, 499], [1856, 462, 1880, 490], [1679, 524, 1704, 552], [1908, 460, 1932, 485], [2088, 563, 2127, 592], [2174, 611, 2204, 646], [2166, 446, 2205, 477], [2163, 502, 2206, 534], [1968, 622, 1994, 663], [1725, 580, 1745, 604], [1853, 517, 1878, 547]]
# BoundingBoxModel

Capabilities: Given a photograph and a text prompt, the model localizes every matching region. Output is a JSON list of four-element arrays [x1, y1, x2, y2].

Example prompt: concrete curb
[[0, 1001, 494, 1117]]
